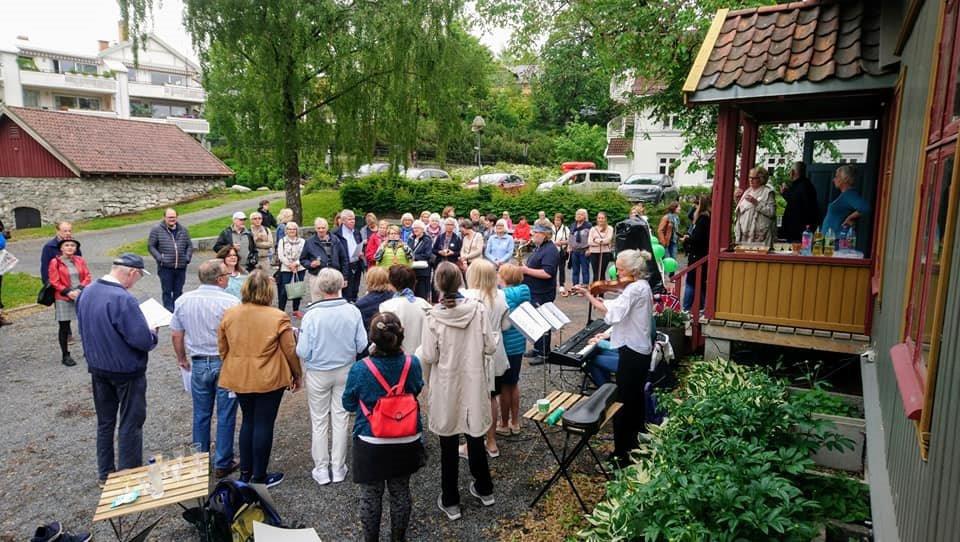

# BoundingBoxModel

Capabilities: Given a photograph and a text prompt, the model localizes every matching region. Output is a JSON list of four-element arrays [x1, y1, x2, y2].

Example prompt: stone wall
[[0, 176, 226, 228]]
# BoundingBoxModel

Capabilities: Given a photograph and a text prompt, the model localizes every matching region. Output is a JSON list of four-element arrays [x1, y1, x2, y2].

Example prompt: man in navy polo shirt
[[77, 253, 158, 486], [521, 224, 559, 364]]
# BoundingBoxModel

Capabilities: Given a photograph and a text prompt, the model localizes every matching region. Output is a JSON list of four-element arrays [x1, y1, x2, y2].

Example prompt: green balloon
[[606, 263, 618, 280], [653, 244, 666, 260], [651, 235, 661, 246], [662, 257, 678, 273]]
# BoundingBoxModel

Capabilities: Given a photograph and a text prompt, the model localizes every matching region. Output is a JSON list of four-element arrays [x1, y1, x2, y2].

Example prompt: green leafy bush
[[303, 170, 339, 194], [340, 175, 632, 221], [790, 384, 861, 418], [224, 158, 284, 190], [580, 359, 858, 542], [446, 162, 561, 186]]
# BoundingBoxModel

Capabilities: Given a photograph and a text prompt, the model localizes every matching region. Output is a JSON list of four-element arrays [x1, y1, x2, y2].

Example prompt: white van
[[536, 169, 623, 193]]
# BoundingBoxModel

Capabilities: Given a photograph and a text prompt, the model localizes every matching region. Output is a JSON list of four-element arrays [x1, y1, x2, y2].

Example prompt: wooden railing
[[670, 255, 707, 349]]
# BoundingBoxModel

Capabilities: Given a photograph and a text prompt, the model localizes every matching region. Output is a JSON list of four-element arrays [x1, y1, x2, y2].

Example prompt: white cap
[[232, 211, 247, 220]]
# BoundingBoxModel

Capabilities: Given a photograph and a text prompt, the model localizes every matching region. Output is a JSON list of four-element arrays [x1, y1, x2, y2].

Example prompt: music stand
[[508, 302, 571, 393]]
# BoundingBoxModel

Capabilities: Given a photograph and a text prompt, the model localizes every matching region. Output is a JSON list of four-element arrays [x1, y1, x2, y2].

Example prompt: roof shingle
[[606, 138, 631, 156], [2, 107, 232, 177], [691, 0, 887, 94]]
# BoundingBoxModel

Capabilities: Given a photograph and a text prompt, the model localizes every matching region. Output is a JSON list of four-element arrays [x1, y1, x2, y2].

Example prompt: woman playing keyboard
[[571, 249, 654, 467]]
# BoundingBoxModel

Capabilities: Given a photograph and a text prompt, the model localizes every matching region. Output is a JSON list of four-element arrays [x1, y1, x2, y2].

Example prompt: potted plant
[[654, 307, 690, 356]]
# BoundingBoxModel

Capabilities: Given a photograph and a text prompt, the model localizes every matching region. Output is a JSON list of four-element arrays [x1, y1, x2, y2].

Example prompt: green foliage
[[553, 122, 608, 167], [224, 159, 284, 190], [303, 171, 340, 194], [679, 186, 712, 200], [580, 359, 858, 542], [16, 56, 38, 71], [654, 308, 690, 328], [446, 162, 560, 185], [0, 272, 42, 309], [790, 384, 861, 419], [340, 174, 631, 221]]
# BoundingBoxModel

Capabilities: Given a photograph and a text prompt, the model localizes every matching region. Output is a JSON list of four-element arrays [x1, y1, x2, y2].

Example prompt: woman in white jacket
[[461, 259, 510, 459], [417, 261, 497, 521]]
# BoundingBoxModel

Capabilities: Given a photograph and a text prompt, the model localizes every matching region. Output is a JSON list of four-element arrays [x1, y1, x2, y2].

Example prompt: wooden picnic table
[[93, 453, 210, 541]]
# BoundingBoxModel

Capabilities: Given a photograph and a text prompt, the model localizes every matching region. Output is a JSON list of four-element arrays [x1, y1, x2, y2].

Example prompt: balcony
[[20, 70, 117, 94], [130, 115, 209, 135], [128, 81, 205, 103]]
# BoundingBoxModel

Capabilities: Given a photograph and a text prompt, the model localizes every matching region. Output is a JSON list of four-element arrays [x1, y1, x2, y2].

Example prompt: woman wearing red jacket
[[48, 238, 91, 366]]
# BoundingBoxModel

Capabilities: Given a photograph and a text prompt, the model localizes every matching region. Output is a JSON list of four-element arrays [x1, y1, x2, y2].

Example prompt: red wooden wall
[[0, 116, 76, 177]]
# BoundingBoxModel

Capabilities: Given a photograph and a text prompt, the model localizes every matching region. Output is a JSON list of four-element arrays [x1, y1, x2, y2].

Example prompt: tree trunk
[[280, 78, 302, 223]]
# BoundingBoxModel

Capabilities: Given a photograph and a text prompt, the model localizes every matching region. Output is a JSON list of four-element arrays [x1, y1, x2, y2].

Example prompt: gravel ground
[[0, 209, 603, 541]]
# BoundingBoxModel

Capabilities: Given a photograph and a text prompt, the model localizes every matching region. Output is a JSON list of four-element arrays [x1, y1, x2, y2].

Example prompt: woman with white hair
[[432, 218, 462, 266], [297, 267, 368, 486], [400, 213, 415, 243], [573, 249, 653, 467], [276, 221, 306, 315], [407, 220, 434, 300], [484, 219, 515, 268], [734, 166, 777, 247], [249, 212, 275, 275], [275, 208, 294, 249], [426, 213, 443, 241]]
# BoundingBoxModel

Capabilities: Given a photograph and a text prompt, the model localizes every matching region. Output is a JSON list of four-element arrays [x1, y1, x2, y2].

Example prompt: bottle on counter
[[824, 228, 835, 257], [147, 456, 165, 498], [812, 227, 824, 256], [838, 225, 849, 250], [846, 227, 857, 251], [801, 225, 813, 256]]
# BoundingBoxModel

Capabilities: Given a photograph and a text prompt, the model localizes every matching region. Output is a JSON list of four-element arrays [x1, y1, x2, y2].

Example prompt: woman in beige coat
[[417, 261, 497, 520]]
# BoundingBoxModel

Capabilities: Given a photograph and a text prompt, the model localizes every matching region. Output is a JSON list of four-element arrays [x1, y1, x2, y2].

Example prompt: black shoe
[[61, 531, 92, 542], [239, 471, 251, 483], [265, 471, 284, 488], [31, 522, 62, 542], [62, 354, 77, 367]]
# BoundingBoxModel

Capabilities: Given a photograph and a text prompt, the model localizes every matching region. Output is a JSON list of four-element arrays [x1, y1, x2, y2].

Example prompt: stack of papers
[[139, 298, 173, 329], [508, 302, 571, 342]]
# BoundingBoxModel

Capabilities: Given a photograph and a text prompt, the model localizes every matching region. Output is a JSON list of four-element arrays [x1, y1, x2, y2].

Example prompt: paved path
[[7, 191, 281, 299]]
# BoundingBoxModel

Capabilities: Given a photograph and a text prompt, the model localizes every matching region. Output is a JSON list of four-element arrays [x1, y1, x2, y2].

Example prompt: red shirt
[[514, 221, 531, 241]]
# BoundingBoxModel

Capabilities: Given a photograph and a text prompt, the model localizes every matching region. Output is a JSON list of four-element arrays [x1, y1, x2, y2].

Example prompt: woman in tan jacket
[[459, 218, 485, 270], [588, 211, 615, 280], [417, 262, 497, 520], [219, 270, 303, 487]]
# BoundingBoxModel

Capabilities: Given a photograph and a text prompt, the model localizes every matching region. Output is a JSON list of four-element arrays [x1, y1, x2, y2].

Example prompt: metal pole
[[476, 131, 482, 181]]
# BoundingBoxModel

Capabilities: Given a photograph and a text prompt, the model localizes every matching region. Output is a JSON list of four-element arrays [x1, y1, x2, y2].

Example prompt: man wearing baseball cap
[[77, 252, 158, 487], [520, 224, 560, 364], [213, 212, 257, 271]]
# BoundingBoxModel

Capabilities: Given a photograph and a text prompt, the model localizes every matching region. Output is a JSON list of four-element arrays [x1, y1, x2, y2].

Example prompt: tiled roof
[[632, 77, 668, 96], [606, 137, 631, 156], [693, 0, 883, 93], [2, 107, 232, 177]]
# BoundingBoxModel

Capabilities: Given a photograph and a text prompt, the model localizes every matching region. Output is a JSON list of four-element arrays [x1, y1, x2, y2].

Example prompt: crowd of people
[[21, 199, 669, 541]]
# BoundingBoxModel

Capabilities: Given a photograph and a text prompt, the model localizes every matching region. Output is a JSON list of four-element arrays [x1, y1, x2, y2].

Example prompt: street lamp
[[471, 115, 486, 182]]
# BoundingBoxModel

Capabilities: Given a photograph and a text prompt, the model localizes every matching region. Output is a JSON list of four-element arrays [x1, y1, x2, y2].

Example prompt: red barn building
[[0, 106, 232, 229]]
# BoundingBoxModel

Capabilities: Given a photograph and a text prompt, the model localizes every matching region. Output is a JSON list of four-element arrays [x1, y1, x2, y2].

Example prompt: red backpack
[[359, 356, 419, 438]]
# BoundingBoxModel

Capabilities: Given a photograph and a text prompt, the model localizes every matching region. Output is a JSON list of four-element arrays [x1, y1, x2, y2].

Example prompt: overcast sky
[[0, 0, 510, 62]]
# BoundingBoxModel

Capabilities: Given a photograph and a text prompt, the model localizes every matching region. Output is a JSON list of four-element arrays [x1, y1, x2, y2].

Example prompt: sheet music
[[538, 302, 570, 330], [139, 298, 173, 328], [253, 522, 321, 542], [508, 302, 551, 342]]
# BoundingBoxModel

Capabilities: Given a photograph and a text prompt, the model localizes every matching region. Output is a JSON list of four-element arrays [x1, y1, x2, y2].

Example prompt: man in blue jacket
[[147, 208, 193, 312], [331, 209, 365, 302], [77, 253, 158, 486], [299, 217, 344, 305]]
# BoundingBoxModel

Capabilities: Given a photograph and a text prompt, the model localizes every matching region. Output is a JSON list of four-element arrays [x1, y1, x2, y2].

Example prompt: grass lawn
[[1, 272, 43, 309], [112, 190, 342, 256], [10, 189, 272, 241]]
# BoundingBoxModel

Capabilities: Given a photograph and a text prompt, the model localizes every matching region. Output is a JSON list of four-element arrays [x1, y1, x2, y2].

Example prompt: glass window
[[77, 97, 100, 110], [22, 90, 40, 108], [152, 103, 172, 118], [170, 105, 188, 118], [55, 96, 77, 110], [130, 100, 151, 117]]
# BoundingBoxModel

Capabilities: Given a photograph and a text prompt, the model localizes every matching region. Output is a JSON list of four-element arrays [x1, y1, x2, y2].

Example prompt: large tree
[[120, 0, 486, 221], [478, 0, 778, 173]]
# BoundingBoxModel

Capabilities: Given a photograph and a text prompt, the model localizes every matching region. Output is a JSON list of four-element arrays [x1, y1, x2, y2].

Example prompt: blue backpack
[[204, 479, 283, 541]]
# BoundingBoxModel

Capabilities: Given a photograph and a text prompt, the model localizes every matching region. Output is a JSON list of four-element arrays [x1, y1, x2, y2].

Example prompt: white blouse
[[602, 279, 653, 355]]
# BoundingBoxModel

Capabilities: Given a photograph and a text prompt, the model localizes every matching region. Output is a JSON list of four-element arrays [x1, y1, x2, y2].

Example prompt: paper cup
[[537, 399, 551, 414]]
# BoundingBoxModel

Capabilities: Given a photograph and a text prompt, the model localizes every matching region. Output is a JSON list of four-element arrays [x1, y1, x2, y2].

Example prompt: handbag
[[284, 272, 307, 300], [37, 282, 55, 306]]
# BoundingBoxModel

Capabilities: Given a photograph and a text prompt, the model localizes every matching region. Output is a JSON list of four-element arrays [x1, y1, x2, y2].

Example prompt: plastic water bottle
[[846, 227, 857, 251], [838, 226, 849, 251], [147, 457, 165, 498], [801, 225, 813, 256], [546, 406, 566, 426]]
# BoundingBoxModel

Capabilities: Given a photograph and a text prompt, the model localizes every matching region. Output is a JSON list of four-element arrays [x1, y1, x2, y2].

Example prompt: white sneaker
[[332, 465, 349, 483], [437, 494, 462, 520], [311, 467, 330, 486], [469, 481, 495, 507]]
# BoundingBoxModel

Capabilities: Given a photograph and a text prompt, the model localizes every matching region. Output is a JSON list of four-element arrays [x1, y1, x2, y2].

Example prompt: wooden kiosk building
[[684, 1, 960, 540]]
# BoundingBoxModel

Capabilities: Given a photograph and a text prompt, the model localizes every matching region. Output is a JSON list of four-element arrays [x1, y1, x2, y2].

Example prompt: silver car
[[404, 168, 451, 181], [617, 173, 679, 204]]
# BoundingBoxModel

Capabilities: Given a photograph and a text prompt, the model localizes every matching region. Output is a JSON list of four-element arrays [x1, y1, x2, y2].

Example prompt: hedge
[[339, 174, 633, 222]]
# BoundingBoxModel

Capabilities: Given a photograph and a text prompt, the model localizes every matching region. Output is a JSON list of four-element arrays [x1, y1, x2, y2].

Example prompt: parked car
[[404, 168, 451, 181], [617, 173, 679, 204], [464, 173, 526, 192], [536, 169, 622, 193]]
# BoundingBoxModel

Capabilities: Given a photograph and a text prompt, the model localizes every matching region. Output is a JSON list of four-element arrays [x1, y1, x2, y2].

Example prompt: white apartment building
[[0, 32, 208, 140], [605, 76, 871, 186]]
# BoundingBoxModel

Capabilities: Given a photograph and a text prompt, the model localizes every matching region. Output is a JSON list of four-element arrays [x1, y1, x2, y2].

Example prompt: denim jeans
[[157, 266, 186, 313], [191, 356, 238, 469], [587, 349, 620, 386], [570, 251, 590, 285], [236, 388, 285, 483], [91, 373, 147, 481]]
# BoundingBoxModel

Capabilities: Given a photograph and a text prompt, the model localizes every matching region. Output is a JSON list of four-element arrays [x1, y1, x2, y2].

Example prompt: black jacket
[[683, 213, 711, 264], [432, 232, 462, 264], [299, 234, 344, 275], [213, 227, 257, 271], [408, 234, 434, 276], [779, 176, 820, 241], [257, 207, 277, 229], [147, 222, 193, 270], [332, 226, 365, 270]]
